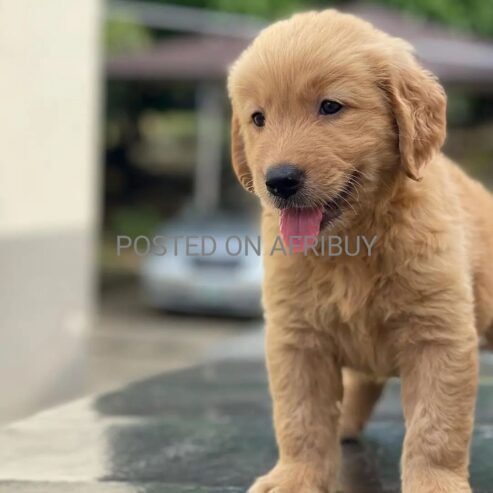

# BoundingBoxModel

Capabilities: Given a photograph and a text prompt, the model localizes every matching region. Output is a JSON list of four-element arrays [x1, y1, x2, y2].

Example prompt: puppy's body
[[263, 155, 493, 373], [228, 10, 493, 493]]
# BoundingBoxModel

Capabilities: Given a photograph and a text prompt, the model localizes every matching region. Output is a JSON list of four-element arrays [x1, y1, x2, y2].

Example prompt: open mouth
[[278, 170, 360, 252]]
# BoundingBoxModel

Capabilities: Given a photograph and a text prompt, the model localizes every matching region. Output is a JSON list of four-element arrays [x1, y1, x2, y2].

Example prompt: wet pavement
[[0, 275, 261, 425], [87, 278, 261, 396], [1, 358, 493, 493]]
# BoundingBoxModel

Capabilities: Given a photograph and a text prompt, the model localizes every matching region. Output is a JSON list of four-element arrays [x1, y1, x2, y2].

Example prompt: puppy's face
[[228, 10, 446, 245]]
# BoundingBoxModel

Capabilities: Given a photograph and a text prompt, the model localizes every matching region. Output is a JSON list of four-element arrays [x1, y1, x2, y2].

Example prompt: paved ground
[[0, 278, 261, 425], [1, 359, 493, 493], [3, 280, 493, 491], [87, 279, 261, 395]]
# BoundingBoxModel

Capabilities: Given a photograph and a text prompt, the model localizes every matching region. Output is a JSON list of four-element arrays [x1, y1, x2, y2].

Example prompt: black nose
[[265, 164, 304, 199]]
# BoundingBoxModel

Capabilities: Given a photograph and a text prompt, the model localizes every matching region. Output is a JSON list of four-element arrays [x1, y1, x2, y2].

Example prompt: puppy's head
[[227, 10, 446, 244]]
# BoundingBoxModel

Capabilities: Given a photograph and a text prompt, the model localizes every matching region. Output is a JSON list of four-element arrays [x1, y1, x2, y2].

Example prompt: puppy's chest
[[269, 256, 399, 376], [312, 274, 397, 376], [302, 255, 378, 321]]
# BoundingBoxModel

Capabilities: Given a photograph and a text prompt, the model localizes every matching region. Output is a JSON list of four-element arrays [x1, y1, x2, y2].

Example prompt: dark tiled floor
[[1, 359, 493, 493]]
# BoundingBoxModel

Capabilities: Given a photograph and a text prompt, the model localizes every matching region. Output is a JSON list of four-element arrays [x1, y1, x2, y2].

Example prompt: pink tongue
[[279, 207, 323, 253]]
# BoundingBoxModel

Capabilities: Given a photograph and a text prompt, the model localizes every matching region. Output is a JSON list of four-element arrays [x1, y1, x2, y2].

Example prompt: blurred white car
[[140, 211, 263, 317]]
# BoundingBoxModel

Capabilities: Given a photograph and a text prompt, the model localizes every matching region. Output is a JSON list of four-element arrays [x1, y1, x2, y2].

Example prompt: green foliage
[[376, 0, 493, 37], [208, 0, 305, 18], [140, 0, 306, 18], [116, 0, 493, 37], [106, 14, 153, 55], [112, 205, 162, 238]]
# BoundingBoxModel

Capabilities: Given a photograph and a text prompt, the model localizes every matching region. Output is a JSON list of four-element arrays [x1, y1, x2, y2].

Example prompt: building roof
[[108, 35, 247, 81], [107, 4, 493, 86]]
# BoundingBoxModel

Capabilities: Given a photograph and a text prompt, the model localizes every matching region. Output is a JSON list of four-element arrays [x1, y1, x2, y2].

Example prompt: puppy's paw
[[339, 421, 361, 444], [247, 462, 333, 493], [339, 412, 367, 443]]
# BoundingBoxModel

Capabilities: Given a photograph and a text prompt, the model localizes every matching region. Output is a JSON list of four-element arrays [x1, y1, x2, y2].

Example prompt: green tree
[[126, 0, 493, 37], [106, 14, 153, 55], [378, 0, 493, 37], [129, 0, 307, 19]]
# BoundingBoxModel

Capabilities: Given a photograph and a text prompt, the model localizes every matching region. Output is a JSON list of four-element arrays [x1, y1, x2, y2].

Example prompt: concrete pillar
[[0, 0, 102, 423], [194, 82, 224, 213]]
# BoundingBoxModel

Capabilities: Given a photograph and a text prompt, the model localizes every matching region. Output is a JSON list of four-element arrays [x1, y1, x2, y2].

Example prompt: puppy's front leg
[[400, 330, 478, 493], [249, 326, 342, 493]]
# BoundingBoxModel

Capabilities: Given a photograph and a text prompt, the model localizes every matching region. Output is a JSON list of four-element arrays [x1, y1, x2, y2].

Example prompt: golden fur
[[227, 9, 493, 493]]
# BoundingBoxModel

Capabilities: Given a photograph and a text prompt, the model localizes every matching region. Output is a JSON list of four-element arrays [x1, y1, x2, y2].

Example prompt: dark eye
[[319, 100, 343, 115], [251, 111, 265, 127]]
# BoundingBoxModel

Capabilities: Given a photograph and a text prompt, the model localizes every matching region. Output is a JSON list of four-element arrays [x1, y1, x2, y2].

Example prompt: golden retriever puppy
[[227, 9, 493, 493]]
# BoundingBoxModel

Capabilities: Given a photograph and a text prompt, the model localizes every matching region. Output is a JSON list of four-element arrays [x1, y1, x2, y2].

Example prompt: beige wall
[[0, 0, 101, 422], [0, 0, 101, 236]]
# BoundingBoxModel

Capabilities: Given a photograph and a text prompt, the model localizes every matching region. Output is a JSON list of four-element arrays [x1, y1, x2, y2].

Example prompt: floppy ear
[[231, 112, 254, 193], [385, 59, 447, 181]]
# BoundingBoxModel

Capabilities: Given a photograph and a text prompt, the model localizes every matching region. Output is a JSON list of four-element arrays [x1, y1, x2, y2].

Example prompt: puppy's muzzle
[[265, 164, 305, 199]]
